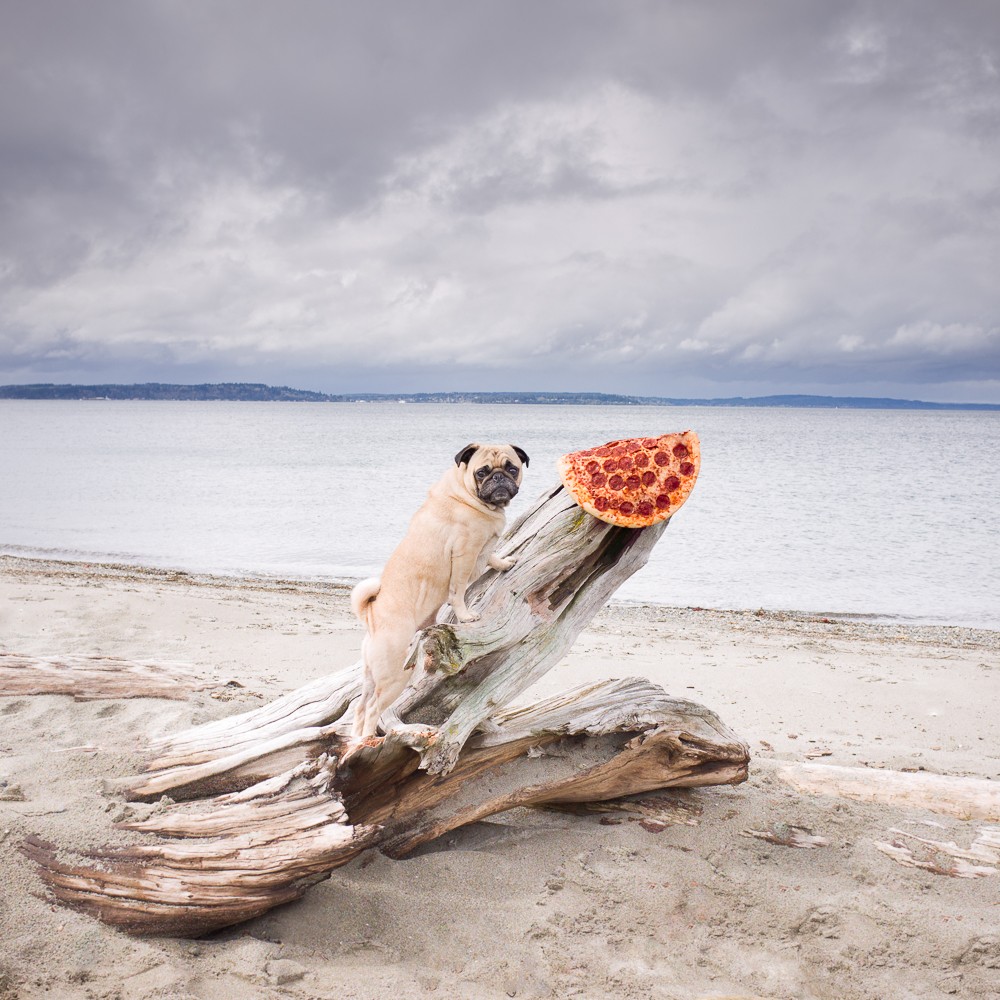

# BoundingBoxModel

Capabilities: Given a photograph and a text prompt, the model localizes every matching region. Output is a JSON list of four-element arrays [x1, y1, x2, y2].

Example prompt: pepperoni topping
[[560, 432, 698, 526]]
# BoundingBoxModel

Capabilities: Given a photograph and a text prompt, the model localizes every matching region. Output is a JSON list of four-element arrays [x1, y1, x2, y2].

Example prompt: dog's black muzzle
[[478, 471, 519, 506]]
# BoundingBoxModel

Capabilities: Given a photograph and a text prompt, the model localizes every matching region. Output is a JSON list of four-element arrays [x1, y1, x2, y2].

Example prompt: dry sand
[[1, 554, 998, 999]]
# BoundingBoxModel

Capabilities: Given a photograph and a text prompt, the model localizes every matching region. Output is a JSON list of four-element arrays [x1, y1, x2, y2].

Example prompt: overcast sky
[[2, 1, 998, 400]]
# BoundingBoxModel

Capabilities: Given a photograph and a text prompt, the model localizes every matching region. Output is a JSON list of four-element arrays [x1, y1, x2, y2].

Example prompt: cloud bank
[[2, 1, 999, 399]]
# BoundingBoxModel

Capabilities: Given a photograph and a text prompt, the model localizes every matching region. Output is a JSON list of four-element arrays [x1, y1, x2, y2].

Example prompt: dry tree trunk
[[25, 483, 751, 937]]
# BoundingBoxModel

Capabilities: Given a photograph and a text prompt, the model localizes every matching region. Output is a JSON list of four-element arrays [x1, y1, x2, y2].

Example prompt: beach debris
[[265, 959, 307, 986], [742, 823, 830, 848], [804, 747, 833, 759], [875, 826, 1000, 879], [0, 782, 26, 802], [776, 762, 1000, 821], [23, 469, 751, 937], [0, 652, 215, 701]]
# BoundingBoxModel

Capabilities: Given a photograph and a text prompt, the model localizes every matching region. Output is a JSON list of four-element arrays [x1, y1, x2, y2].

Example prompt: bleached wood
[[0, 652, 211, 701], [874, 827, 1000, 878], [777, 763, 1000, 821], [28, 679, 747, 935], [121, 665, 360, 800]]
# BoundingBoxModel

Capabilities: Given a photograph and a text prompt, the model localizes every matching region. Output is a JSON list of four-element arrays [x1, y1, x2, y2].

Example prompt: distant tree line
[[1, 383, 997, 410]]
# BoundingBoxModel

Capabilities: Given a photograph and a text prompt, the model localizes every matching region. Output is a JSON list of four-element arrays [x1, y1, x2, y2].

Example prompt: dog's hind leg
[[352, 628, 414, 738], [350, 662, 378, 739]]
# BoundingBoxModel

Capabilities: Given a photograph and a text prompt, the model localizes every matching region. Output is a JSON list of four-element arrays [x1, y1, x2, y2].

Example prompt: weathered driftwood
[[120, 664, 362, 800], [26, 677, 748, 935], [777, 762, 1000, 821], [875, 826, 1000, 879], [0, 651, 212, 701], [121, 483, 670, 800], [25, 481, 751, 936], [742, 824, 830, 849]]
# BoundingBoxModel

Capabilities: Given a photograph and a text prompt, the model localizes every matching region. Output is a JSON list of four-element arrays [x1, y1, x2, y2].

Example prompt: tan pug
[[350, 442, 529, 739]]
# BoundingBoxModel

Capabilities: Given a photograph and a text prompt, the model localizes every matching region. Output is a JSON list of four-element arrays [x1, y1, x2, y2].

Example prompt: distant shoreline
[[2, 382, 999, 410]]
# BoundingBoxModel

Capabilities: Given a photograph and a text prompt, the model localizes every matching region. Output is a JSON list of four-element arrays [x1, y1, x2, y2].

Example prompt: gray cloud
[[1, 1, 999, 400]]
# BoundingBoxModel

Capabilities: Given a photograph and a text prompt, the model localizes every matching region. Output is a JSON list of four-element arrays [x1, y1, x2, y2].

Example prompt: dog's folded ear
[[455, 443, 479, 467], [512, 445, 530, 467]]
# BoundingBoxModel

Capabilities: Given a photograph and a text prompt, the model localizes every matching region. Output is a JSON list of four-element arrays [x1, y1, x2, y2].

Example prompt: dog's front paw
[[455, 609, 480, 623], [489, 554, 516, 572]]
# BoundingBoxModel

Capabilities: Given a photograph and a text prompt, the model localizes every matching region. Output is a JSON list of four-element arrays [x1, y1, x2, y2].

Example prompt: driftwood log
[[777, 762, 1000, 822], [25, 482, 750, 936], [0, 652, 214, 701]]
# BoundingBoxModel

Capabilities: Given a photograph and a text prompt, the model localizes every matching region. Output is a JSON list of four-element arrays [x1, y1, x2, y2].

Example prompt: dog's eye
[[475, 467, 490, 479], [505, 463, 518, 474]]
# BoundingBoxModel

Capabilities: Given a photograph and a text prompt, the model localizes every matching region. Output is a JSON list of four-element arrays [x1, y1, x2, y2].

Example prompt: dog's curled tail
[[350, 577, 381, 632]]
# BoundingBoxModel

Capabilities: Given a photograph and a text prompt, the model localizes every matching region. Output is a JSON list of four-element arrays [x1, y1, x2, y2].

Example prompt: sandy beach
[[1, 553, 998, 999]]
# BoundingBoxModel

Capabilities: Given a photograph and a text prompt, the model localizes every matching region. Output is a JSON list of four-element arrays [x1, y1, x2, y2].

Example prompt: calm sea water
[[1, 401, 997, 628]]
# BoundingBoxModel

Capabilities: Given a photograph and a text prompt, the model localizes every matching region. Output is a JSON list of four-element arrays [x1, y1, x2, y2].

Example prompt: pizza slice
[[557, 431, 701, 528]]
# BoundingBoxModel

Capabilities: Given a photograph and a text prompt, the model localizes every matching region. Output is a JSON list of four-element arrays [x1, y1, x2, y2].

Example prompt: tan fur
[[350, 578, 380, 631], [350, 444, 526, 739]]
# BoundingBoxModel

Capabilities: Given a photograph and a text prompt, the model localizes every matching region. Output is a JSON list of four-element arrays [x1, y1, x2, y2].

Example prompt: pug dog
[[350, 443, 529, 739]]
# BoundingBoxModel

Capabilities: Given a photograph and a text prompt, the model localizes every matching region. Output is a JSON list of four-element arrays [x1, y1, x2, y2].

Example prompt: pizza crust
[[557, 431, 701, 528]]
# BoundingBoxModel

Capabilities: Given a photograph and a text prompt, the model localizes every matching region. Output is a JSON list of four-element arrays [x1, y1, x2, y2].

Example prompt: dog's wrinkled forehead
[[476, 445, 521, 472], [455, 442, 528, 475]]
